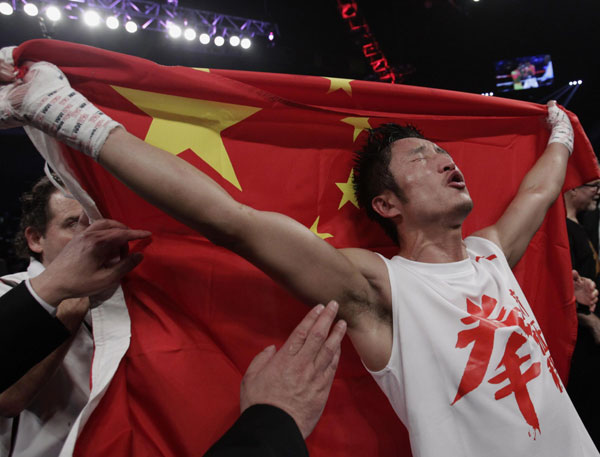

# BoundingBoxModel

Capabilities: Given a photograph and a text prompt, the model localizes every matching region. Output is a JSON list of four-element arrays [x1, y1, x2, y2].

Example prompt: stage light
[[214, 36, 225, 46], [578, 80, 582, 85], [45, 5, 61, 21], [240, 38, 251, 49], [106, 16, 119, 29], [125, 20, 138, 33], [167, 23, 182, 38], [268, 31, 274, 41], [229, 35, 240, 47], [24, 3, 39, 16], [0, 2, 14, 15], [83, 10, 101, 27], [199, 33, 210, 44], [184, 28, 196, 41]]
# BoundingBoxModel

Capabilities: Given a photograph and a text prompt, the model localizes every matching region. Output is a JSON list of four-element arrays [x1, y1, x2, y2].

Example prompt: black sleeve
[[0, 282, 71, 392], [204, 404, 309, 457]]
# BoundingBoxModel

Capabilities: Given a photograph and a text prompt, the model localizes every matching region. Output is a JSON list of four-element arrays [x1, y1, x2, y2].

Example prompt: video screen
[[494, 54, 554, 92]]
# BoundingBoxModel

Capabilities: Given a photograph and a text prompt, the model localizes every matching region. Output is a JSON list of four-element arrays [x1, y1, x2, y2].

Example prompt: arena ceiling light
[[184, 28, 196, 41], [199, 33, 210, 45], [125, 20, 138, 33], [23, 3, 39, 16], [0, 2, 14, 15], [106, 16, 119, 30], [45, 5, 61, 21], [240, 38, 251, 49], [83, 10, 101, 27], [168, 23, 182, 39], [214, 36, 225, 47]]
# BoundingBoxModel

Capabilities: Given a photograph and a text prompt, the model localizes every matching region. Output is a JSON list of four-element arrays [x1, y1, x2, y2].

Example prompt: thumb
[[572, 270, 581, 282], [108, 252, 144, 280], [244, 345, 276, 378]]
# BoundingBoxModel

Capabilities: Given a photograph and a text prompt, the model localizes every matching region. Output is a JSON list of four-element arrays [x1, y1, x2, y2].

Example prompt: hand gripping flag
[[11, 39, 599, 457]]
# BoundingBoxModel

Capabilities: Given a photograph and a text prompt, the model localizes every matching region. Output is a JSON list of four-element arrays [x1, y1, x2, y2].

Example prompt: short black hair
[[14, 175, 63, 261], [353, 123, 425, 245]]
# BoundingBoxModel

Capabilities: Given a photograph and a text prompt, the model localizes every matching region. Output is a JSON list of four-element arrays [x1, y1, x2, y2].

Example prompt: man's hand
[[29, 218, 151, 306], [573, 270, 598, 313], [240, 300, 347, 439], [547, 100, 574, 155]]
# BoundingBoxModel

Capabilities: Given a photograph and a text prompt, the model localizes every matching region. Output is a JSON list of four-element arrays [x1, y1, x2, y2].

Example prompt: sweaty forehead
[[390, 137, 441, 157]]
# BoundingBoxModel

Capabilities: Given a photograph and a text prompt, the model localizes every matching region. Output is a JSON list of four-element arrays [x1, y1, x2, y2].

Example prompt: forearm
[[99, 128, 240, 245], [517, 142, 570, 205]]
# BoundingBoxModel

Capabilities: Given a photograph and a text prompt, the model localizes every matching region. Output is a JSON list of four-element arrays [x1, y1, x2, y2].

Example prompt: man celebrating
[[0, 54, 596, 456], [0, 175, 150, 457]]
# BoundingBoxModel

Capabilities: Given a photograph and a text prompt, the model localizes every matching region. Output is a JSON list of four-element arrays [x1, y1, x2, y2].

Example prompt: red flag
[[13, 39, 598, 457]]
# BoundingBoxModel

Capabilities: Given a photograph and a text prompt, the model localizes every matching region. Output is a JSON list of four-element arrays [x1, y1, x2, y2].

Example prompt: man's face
[[33, 191, 83, 266], [575, 180, 600, 212], [387, 137, 473, 227]]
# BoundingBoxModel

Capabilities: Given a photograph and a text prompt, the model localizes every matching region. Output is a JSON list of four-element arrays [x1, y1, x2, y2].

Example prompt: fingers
[[107, 251, 144, 279], [297, 300, 339, 362], [0, 62, 17, 83], [572, 269, 581, 282], [244, 345, 277, 379], [314, 319, 346, 373], [283, 303, 325, 356]]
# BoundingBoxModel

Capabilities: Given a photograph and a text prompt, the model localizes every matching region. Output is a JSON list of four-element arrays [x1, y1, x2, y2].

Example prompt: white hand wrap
[[547, 103, 574, 155], [0, 46, 15, 65], [0, 59, 121, 160]]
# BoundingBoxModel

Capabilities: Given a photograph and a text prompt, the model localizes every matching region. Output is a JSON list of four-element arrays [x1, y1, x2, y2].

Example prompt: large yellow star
[[309, 216, 333, 240], [111, 86, 261, 191], [341, 117, 371, 142], [336, 169, 359, 210], [325, 77, 353, 96]]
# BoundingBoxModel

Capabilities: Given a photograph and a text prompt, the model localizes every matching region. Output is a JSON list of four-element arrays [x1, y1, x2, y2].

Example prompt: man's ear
[[24, 226, 44, 255], [372, 190, 403, 219]]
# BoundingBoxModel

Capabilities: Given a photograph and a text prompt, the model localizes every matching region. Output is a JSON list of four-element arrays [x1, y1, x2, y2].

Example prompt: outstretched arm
[[473, 101, 573, 267], [0, 58, 389, 332], [99, 129, 384, 328]]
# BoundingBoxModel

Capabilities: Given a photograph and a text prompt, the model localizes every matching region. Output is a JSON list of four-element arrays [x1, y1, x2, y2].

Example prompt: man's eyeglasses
[[582, 183, 600, 190]]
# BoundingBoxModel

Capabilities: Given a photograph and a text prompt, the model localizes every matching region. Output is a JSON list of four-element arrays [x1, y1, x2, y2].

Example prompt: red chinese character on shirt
[[453, 293, 562, 435], [488, 332, 541, 433], [452, 295, 502, 404]]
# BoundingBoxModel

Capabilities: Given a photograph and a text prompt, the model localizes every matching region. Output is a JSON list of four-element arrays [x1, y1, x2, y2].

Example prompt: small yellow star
[[325, 77, 353, 96], [111, 86, 261, 191], [309, 216, 333, 240], [336, 169, 359, 210], [341, 117, 371, 142]]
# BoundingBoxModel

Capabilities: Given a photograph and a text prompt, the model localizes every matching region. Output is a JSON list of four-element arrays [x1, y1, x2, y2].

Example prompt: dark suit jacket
[[204, 404, 309, 457], [0, 281, 70, 392]]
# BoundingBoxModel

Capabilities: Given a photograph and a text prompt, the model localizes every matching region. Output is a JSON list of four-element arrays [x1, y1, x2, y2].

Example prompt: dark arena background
[[1, 0, 599, 273]]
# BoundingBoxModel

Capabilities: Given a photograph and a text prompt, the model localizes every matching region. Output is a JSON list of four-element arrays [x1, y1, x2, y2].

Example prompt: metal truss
[[6, 0, 279, 38]]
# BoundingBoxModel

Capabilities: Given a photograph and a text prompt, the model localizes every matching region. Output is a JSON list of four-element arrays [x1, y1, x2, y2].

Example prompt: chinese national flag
[[13, 39, 598, 457]]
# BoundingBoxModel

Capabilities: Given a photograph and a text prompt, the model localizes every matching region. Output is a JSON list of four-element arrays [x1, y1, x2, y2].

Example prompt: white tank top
[[368, 236, 598, 457]]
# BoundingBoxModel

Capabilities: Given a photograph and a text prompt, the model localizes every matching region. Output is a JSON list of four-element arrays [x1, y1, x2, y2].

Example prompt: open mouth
[[447, 170, 466, 189]]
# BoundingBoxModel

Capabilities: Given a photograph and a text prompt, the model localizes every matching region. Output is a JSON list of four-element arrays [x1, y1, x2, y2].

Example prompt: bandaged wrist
[[546, 104, 574, 155], [1, 61, 121, 160]]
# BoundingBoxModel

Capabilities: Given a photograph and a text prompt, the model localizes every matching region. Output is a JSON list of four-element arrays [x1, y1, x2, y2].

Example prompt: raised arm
[[473, 101, 574, 267], [99, 129, 384, 328], [0, 58, 391, 340]]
